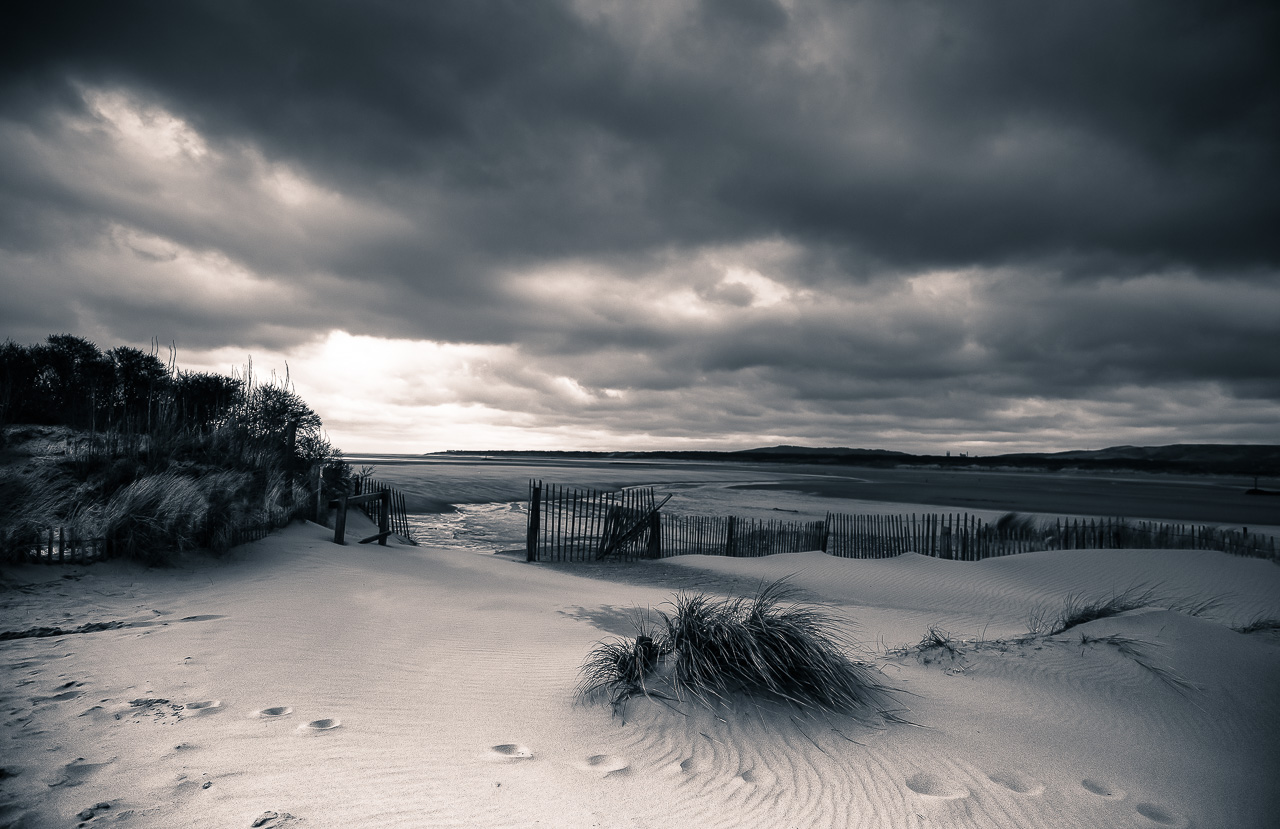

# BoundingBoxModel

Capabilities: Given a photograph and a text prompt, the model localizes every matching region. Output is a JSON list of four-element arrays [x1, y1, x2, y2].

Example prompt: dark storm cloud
[[8, 0, 1278, 271], [2, 0, 1278, 449]]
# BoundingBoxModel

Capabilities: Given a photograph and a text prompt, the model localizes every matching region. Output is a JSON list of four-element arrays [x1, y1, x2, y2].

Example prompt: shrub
[[578, 579, 897, 719], [1, 335, 349, 564]]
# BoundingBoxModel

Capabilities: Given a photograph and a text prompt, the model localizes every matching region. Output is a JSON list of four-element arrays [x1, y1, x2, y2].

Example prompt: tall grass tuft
[[1029, 584, 1164, 636], [578, 579, 897, 719]]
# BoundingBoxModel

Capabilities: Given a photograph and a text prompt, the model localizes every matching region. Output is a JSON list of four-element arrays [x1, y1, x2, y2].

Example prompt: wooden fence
[[522, 478, 1277, 564], [659, 514, 828, 558], [3, 528, 109, 564], [349, 475, 414, 542], [525, 481, 659, 562], [2, 519, 281, 565], [823, 512, 1278, 561]]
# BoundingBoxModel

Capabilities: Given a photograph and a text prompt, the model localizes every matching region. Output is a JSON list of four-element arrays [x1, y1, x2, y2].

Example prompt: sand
[[2, 513, 1278, 828]]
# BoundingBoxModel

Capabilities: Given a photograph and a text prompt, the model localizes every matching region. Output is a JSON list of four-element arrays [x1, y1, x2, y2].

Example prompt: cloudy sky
[[2, 0, 1278, 454]]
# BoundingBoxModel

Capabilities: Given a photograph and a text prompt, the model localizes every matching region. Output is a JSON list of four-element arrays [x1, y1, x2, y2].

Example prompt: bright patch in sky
[[83, 87, 209, 160]]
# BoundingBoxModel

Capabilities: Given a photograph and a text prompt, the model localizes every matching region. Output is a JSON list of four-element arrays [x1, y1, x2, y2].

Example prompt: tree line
[[1, 333, 336, 468]]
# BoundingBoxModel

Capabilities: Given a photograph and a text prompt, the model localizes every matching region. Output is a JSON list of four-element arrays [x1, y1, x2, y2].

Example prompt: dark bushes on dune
[[0, 334, 348, 565]]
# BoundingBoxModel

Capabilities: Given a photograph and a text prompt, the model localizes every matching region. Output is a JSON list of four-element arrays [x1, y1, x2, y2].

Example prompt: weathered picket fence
[[2, 520, 280, 565], [825, 513, 1277, 561], [3, 529, 109, 564], [660, 514, 828, 558], [523, 479, 1277, 563], [348, 475, 414, 541], [525, 481, 661, 561]]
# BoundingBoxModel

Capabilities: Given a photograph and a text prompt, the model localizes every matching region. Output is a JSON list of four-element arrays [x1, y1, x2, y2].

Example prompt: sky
[[2, 0, 1278, 455]]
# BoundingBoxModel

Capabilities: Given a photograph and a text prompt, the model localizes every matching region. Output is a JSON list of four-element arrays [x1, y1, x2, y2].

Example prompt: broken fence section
[[526, 481, 659, 562], [349, 475, 414, 543]]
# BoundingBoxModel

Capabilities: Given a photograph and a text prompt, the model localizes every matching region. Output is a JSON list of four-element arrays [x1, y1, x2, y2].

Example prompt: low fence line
[[523, 479, 1277, 563], [2, 528, 109, 564], [3, 517, 284, 565], [824, 513, 1278, 561], [659, 514, 828, 558]]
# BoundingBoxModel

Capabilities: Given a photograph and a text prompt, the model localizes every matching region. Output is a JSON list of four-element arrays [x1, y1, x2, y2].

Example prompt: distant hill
[[440, 444, 1278, 476], [990, 444, 1280, 474], [744, 445, 908, 457]]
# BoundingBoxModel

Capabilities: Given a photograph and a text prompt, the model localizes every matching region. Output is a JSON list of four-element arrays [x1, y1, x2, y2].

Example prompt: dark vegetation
[[578, 579, 899, 720], [1025, 584, 1224, 637], [0, 334, 349, 564], [1232, 616, 1280, 635]]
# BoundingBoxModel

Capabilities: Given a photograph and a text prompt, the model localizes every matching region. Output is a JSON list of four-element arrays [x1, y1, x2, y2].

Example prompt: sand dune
[[1, 517, 1277, 827]]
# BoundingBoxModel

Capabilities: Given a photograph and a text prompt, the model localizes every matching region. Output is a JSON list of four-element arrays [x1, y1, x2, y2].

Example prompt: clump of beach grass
[[1232, 616, 1280, 635], [577, 579, 897, 720], [1027, 583, 1231, 637], [1028, 584, 1166, 636]]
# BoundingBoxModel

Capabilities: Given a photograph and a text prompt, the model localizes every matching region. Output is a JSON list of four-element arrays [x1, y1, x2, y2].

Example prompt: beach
[[2, 509, 1279, 828]]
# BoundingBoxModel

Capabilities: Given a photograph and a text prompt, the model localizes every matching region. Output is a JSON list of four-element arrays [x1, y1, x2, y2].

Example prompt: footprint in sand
[[1081, 778, 1127, 801], [182, 700, 221, 716], [905, 772, 970, 801], [729, 766, 773, 789], [46, 757, 114, 788], [250, 706, 293, 719], [297, 718, 341, 733], [488, 744, 534, 761], [987, 770, 1045, 796], [579, 754, 629, 777], [1134, 802, 1190, 827]]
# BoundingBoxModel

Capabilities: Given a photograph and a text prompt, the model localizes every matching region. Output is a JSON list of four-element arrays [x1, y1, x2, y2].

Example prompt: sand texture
[[2, 515, 1278, 828]]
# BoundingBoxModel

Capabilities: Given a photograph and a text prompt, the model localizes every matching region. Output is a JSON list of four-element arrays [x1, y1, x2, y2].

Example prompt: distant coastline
[[436, 443, 1280, 477]]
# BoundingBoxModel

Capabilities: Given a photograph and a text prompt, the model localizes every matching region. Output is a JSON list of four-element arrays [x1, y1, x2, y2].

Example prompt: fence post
[[648, 510, 662, 559], [314, 464, 323, 523], [334, 493, 349, 545], [379, 491, 390, 545], [526, 482, 541, 562]]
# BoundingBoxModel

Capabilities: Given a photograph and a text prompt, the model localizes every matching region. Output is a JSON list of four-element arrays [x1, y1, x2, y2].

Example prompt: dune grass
[[1076, 632, 1198, 696], [1232, 616, 1280, 634], [1026, 583, 1233, 637], [1, 338, 349, 565], [1028, 584, 1165, 636], [578, 579, 898, 719]]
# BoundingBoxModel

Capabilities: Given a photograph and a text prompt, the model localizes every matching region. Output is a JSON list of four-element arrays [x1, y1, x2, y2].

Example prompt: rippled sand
[[2, 514, 1277, 827]]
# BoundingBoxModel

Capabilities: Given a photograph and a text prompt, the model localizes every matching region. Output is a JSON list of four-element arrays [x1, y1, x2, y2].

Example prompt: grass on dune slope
[[578, 578, 900, 720]]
